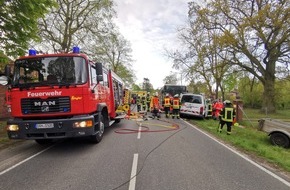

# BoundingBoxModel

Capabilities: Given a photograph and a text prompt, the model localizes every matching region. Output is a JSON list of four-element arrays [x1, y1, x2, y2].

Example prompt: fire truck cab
[[0, 47, 125, 144]]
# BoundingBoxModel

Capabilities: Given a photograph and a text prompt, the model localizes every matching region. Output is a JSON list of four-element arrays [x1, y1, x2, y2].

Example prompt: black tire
[[270, 133, 290, 148], [35, 139, 53, 145], [114, 119, 121, 124], [90, 114, 105, 143]]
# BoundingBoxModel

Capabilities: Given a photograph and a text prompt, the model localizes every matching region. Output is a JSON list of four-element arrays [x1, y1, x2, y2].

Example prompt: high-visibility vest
[[172, 98, 180, 109], [146, 95, 151, 103], [164, 97, 171, 107], [151, 96, 159, 108], [221, 107, 234, 122], [207, 103, 212, 116]]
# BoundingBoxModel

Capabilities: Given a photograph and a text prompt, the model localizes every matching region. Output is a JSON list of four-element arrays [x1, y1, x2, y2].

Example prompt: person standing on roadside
[[218, 100, 236, 135], [150, 92, 161, 119], [213, 99, 223, 120], [146, 92, 151, 112], [163, 93, 171, 118], [171, 94, 181, 119]]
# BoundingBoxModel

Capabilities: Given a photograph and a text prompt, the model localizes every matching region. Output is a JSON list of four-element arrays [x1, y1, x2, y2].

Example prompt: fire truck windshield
[[12, 56, 87, 87]]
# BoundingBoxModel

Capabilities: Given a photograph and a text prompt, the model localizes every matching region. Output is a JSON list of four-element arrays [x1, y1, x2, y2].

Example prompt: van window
[[181, 95, 202, 104]]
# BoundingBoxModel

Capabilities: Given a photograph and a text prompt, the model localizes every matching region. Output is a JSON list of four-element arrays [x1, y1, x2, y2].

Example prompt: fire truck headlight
[[7, 124, 19, 131], [73, 120, 93, 128]]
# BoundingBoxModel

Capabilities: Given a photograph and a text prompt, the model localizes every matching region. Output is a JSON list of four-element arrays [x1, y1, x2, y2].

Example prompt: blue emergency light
[[72, 46, 80, 53], [28, 49, 37, 56]]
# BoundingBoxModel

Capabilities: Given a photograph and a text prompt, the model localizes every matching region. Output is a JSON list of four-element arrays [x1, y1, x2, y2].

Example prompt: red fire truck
[[0, 47, 125, 144]]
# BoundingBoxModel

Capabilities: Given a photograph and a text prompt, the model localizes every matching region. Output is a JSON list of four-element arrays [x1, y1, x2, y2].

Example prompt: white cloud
[[113, 0, 189, 89]]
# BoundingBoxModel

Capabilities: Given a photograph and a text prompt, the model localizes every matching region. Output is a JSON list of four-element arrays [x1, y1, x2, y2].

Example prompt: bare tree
[[168, 18, 231, 99], [36, 0, 135, 86], [142, 78, 153, 91], [163, 72, 178, 85], [90, 31, 136, 86], [38, 0, 114, 52]]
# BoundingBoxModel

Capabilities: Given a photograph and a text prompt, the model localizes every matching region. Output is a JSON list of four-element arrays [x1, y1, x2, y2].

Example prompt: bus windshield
[[160, 84, 187, 97]]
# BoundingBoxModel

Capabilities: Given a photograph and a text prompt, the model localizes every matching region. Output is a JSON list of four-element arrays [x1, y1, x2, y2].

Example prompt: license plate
[[35, 123, 54, 129]]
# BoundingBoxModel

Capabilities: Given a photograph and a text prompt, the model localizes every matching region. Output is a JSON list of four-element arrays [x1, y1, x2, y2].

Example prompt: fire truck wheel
[[91, 114, 105, 143], [35, 139, 53, 145]]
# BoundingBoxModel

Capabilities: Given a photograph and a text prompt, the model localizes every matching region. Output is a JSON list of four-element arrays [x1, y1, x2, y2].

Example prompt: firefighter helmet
[[224, 100, 231, 104], [174, 94, 179, 98]]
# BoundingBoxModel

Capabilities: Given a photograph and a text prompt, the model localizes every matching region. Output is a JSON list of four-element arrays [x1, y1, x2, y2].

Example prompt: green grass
[[187, 108, 290, 173], [242, 108, 290, 121]]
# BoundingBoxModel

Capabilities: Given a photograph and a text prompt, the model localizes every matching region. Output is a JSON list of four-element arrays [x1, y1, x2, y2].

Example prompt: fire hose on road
[[114, 118, 180, 134]]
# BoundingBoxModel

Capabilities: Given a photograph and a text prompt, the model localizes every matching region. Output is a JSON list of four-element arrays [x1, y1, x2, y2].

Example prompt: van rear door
[[180, 94, 205, 118]]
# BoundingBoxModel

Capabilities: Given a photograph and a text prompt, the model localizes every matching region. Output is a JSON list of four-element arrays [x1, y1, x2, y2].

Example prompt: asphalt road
[[0, 115, 289, 190]]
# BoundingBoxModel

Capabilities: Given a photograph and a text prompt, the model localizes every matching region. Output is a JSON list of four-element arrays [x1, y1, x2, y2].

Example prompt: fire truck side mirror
[[95, 62, 103, 75], [95, 62, 104, 83], [5, 65, 11, 77]]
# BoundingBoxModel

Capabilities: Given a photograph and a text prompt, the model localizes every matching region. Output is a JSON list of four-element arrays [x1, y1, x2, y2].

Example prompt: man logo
[[34, 101, 56, 113], [34, 101, 56, 106]]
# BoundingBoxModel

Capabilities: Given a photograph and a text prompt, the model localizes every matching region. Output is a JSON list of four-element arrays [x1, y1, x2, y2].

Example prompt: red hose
[[114, 119, 180, 134]]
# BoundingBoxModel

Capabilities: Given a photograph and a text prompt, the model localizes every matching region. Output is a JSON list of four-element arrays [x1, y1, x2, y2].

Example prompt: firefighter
[[137, 95, 141, 112], [218, 100, 236, 135], [171, 94, 181, 119], [162, 93, 171, 118], [141, 95, 146, 111], [206, 99, 212, 118], [146, 92, 151, 112], [132, 94, 137, 104], [213, 99, 223, 120], [150, 92, 160, 119]]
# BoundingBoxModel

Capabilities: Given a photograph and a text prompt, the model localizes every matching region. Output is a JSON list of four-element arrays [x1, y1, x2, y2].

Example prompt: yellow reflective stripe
[[222, 108, 234, 122], [172, 99, 180, 109], [164, 98, 171, 106]]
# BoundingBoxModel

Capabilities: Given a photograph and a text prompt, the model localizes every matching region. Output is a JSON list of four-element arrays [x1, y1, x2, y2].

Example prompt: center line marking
[[129, 153, 138, 190], [137, 124, 141, 139]]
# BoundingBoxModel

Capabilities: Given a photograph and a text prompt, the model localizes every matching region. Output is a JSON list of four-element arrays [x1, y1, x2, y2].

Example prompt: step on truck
[[0, 46, 126, 144]]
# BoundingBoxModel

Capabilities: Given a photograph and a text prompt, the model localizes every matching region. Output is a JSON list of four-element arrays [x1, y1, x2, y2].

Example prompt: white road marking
[[0, 145, 55, 176], [129, 153, 138, 190], [137, 124, 141, 139], [183, 119, 290, 187]]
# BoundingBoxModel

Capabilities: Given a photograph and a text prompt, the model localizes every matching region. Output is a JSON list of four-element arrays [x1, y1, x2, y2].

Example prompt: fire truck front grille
[[21, 97, 71, 114]]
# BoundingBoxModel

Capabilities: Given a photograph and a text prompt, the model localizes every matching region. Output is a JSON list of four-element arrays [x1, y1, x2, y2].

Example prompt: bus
[[160, 84, 187, 99]]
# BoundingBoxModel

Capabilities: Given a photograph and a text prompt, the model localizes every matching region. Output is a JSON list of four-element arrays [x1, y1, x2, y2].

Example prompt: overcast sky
[[113, 0, 189, 89]]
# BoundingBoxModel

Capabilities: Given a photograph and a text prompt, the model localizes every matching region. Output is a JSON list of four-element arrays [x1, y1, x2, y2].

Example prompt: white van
[[180, 93, 206, 118]]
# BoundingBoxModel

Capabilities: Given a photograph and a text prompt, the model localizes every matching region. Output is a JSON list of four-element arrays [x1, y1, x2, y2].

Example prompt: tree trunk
[[261, 67, 276, 114], [215, 81, 219, 99]]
